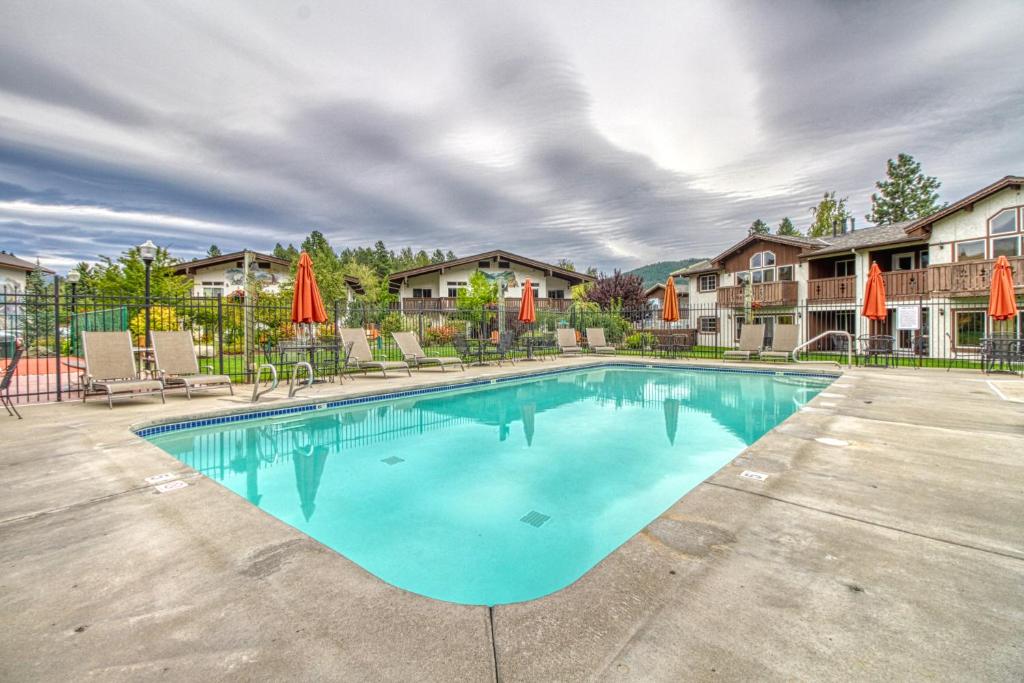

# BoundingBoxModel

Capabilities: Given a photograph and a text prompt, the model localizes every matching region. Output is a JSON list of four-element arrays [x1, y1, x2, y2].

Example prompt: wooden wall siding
[[717, 281, 798, 307], [721, 240, 804, 273], [929, 255, 1024, 294], [808, 256, 852, 280], [807, 276, 856, 302]]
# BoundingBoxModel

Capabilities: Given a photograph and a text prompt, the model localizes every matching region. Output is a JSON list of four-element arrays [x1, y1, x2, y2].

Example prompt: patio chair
[[392, 331, 464, 372], [80, 331, 165, 408], [338, 328, 411, 378], [723, 324, 765, 362], [494, 330, 518, 366], [585, 328, 616, 354], [760, 324, 799, 362], [1, 338, 24, 419], [556, 328, 582, 356], [151, 331, 234, 399]]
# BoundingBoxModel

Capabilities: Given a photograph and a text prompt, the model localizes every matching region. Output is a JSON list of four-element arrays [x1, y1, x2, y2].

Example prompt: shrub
[[129, 305, 180, 338], [625, 332, 654, 350]]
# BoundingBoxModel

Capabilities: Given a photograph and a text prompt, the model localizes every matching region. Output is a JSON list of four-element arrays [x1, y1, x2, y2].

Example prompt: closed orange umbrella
[[988, 255, 1018, 322], [518, 278, 536, 323], [861, 262, 887, 321], [662, 276, 680, 322], [291, 252, 328, 324]]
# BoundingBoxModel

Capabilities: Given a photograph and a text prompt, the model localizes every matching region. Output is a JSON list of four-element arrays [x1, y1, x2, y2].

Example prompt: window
[[835, 259, 855, 277], [955, 311, 985, 348], [699, 316, 719, 333], [698, 274, 717, 292], [762, 268, 776, 283], [778, 265, 794, 281], [956, 239, 985, 261], [736, 271, 750, 285], [496, 260, 510, 268], [412, 288, 432, 298], [446, 281, 467, 298], [548, 289, 565, 299], [990, 209, 1017, 235], [747, 250, 777, 283], [763, 251, 776, 266], [202, 286, 223, 298], [892, 252, 915, 271], [750, 253, 762, 269], [752, 270, 763, 284], [991, 236, 1021, 258], [919, 249, 930, 268], [478, 260, 490, 267]]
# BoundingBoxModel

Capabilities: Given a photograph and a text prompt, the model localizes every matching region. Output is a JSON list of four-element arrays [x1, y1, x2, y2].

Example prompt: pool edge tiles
[[133, 361, 838, 438]]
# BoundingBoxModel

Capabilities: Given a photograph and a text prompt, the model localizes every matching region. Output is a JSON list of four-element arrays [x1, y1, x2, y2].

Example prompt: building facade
[[0, 251, 54, 293], [172, 251, 291, 297], [386, 250, 596, 312], [678, 176, 1024, 355]]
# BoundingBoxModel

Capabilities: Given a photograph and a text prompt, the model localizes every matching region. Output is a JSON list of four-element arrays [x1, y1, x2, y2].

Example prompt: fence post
[[54, 277, 62, 401], [216, 294, 224, 377]]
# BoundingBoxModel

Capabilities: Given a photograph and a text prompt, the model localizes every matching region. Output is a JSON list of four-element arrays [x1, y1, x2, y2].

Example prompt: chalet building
[[644, 280, 688, 315], [172, 250, 291, 297], [0, 251, 54, 293], [386, 250, 596, 312], [678, 175, 1024, 355]]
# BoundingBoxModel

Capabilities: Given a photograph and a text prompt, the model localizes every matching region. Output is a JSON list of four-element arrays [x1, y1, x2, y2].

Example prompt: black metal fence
[[2, 288, 1021, 404]]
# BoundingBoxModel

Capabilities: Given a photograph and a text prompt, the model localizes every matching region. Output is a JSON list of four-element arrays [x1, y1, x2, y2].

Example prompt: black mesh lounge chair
[[1, 339, 24, 419]]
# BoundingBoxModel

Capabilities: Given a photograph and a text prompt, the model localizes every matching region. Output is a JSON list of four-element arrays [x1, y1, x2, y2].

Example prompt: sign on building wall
[[896, 305, 920, 330]]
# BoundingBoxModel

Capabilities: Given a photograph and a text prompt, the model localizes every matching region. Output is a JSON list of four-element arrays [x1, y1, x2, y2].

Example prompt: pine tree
[[749, 219, 770, 235], [206, 244, 222, 257], [776, 217, 801, 237], [430, 249, 446, 264], [866, 153, 942, 225], [808, 192, 852, 238]]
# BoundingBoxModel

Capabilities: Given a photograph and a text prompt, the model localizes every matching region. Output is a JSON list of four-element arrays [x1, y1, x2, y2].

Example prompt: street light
[[66, 270, 81, 315], [138, 240, 157, 346]]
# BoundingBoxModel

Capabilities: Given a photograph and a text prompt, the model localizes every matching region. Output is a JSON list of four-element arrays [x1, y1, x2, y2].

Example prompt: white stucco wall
[[0, 266, 28, 293], [397, 264, 572, 300], [186, 262, 291, 296], [925, 186, 1023, 266]]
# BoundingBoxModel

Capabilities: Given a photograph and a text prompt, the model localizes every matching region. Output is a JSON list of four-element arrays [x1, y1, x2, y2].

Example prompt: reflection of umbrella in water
[[521, 402, 536, 446], [293, 444, 330, 521], [663, 398, 680, 445]]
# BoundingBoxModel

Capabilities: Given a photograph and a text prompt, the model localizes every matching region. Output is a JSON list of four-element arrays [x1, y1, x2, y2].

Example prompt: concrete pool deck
[[0, 358, 1021, 681]]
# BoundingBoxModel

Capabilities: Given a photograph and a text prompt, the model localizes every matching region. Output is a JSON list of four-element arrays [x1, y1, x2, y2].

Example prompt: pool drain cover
[[381, 456, 405, 465], [520, 511, 550, 527]]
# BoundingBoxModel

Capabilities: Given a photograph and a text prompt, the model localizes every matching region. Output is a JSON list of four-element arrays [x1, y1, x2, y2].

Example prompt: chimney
[[832, 219, 838, 238], [849, 217, 856, 232]]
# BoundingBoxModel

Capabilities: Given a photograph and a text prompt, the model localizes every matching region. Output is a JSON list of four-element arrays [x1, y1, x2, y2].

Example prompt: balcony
[[717, 281, 798, 307], [929, 256, 1024, 295], [807, 275, 855, 302], [882, 269, 928, 299], [401, 297, 571, 312]]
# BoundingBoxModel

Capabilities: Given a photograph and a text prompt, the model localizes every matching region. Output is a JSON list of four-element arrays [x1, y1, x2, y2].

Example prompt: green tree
[[776, 216, 801, 237], [555, 258, 576, 272], [455, 270, 499, 334], [749, 219, 770, 235], [273, 242, 299, 261], [445, 250, 456, 261], [808, 191, 852, 238], [430, 249, 446, 264], [89, 245, 192, 298], [866, 153, 942, 225], [206, 244, 222, 257]]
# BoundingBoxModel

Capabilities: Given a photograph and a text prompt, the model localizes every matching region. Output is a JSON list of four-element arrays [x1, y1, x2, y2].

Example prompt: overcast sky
[[1, 0, 1022, 274]]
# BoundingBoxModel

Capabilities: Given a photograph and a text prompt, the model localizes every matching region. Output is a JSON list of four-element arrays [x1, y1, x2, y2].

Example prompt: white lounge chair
[[760, 324, 799, 362], [81, 331, 165, 408], [338, 328, 411, 378], [585, 328, 616, 354], [557, 328, 582, 356], [151, 331, 234, 398], [392, 331, 464, 371], [723, 324, 765, 362]]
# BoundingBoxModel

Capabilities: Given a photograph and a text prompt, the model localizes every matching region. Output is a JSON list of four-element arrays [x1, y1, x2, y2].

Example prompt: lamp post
[[138, 240, 157, 346], [66, 270, 80, 314]]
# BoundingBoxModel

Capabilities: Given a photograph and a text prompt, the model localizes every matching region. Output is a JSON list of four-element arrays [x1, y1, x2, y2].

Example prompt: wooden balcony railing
[[716, 281, 798, 307], [882, 269, 928, 298], [807, 276, 856, 302], [401, 297, 571, 312], [929, 256, 1024, 295]]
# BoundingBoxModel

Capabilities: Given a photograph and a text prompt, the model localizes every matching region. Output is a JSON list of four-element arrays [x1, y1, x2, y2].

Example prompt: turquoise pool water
[[145, 366, 830, 605]]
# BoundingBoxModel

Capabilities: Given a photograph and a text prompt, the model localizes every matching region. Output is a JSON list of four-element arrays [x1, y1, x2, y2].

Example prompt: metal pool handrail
[[791, 331, 853, 368], [251, 364, 278, 403], [289, 362, 314, 398]]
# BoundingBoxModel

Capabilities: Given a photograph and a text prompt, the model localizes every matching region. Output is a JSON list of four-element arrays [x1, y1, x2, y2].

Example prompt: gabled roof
[[172, 250, 290, 275], [673, 259, 715, 276], [802, 221, 921, 258], [386, 249, 596, 293], [344, 275, 365, 295], [644, 282, 687, 298], [0, 251, 55, 274], [706, 233, 822, 269], [905, 175, 1024, 237]]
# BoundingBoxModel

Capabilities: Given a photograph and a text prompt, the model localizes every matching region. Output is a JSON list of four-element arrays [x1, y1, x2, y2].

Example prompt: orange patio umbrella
[[861, 262, 887, 331], [518, 278, 536, 324], [988, 255, 1018, 325], [662, 276, 680, 323], [291, 252, 328, 325]]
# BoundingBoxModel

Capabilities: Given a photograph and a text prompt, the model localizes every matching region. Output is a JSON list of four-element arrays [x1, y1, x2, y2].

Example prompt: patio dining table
[[980, 336, 1024, 374], [465, 338, 495, 366]]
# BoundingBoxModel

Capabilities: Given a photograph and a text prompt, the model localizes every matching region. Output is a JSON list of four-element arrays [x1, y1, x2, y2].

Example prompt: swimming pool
[[144, 365, 831, 605]]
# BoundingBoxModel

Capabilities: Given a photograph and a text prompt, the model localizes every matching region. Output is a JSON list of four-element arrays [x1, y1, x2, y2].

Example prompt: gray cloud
[[0, 0, 1022, 272]]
